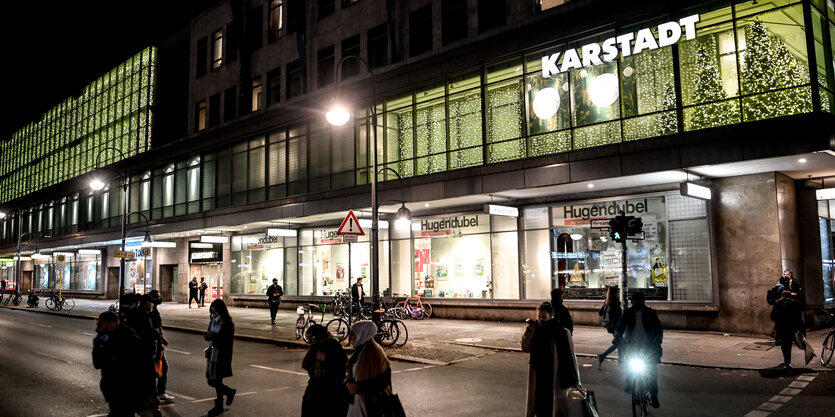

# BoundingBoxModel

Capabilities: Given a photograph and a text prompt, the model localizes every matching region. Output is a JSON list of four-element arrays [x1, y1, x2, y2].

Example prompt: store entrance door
[[159, 265, 175, 301], [190, 263, 223, 303]]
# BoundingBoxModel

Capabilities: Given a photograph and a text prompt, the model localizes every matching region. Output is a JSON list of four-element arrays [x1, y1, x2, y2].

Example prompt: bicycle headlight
[[629, 358, 646, 374]]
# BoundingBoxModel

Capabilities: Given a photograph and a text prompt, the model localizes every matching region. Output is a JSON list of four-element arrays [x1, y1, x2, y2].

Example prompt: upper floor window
[[442, 0, 468, 45], [409, 5, 433, 57], [227, 22, 239, 62], [478, 0, 506, 33], [318, 0, 334, 19], [269, 0, 284, 42], [288, 0, 305, 33], [368, 24, 388, 69], [195, 100, 207, 132], [252, 77, 263, 112], [268, 68, 282, 105], [209, 93, 221, 127], [538, 0, 566, 12], [341, 35, 360, 79], [196, 36, 208, 77], [342, 0, 359, 7], [287, 61, 303, 99], [247, 5, 264, 50], [318, 45, 335, 88], [212, 30, 223, 69]]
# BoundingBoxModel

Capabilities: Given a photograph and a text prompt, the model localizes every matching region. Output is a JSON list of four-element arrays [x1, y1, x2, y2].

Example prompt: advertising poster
[[651, 255, 668, 287]]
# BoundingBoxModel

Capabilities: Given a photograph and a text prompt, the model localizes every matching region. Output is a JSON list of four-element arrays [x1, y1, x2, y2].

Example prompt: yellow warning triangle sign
[[337, 210, 365, 236]]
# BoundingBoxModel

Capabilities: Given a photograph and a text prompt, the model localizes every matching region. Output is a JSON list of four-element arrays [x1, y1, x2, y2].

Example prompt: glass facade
[[32, 253, 102, 291], [820, 199, 835, 304], [0, 47, 156, 203]]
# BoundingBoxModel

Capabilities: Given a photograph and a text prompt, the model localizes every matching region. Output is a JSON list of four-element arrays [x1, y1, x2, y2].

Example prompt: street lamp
[[326, 54, 388, 309], [90, 147, 129, 300]]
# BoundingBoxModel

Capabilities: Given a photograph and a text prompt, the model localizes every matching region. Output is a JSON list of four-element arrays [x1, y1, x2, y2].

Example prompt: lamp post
[[326, 55, 385, 309], [90, 147, 129, 300], [1, 187, 23, 297]]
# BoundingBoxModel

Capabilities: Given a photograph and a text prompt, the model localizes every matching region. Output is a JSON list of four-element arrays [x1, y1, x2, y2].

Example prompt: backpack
[[766, 284, 783, 306], [599, 305, 610, 328]]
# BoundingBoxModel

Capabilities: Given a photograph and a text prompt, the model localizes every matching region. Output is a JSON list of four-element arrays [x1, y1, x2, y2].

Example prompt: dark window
[[209, 93, 221, 127], [341, 34, 360, 79], [268, 68, 281, 105], [226, 22, 239, 62], [318, 0, 334, 19], [478, 0, 506, 33], [195, 100, 207, 132], [287, 60, 302, 99], [196, 36, 208, 77], [342, 0, 359, 7], [442, 0, 468, 45], [409, 5, 433, 57], [367, 24, 387, 69], [224, 86, 237, 122], [269, 0, 283, 42], [288, 0, 305, 33], [247, 5, 263, 50], [318, 45, 335, 88]]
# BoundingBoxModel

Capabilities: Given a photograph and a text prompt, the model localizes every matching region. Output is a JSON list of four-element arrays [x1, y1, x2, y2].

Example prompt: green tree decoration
[[741, 20, 811, 120], [659, 83, 678, 134], [688, 36, 736, 129]]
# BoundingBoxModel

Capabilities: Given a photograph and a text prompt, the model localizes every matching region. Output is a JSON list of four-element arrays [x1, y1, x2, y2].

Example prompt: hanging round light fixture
[[588, 73, 620, 107], [532, 87, 561, 120]]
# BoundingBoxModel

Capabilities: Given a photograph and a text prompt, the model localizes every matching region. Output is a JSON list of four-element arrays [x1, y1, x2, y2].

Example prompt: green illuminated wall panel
[[1, 47, 156, 203]]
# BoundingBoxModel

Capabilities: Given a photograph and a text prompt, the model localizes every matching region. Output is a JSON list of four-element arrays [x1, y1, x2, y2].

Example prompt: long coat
[[521, 319, 579, 417], [301, 337, 349, 417], [615, 305, 663, 363], [206, 317, 234, 380]]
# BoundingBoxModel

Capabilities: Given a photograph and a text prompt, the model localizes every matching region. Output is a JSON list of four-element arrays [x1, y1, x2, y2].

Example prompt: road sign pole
[[621, 238, 628, 313]]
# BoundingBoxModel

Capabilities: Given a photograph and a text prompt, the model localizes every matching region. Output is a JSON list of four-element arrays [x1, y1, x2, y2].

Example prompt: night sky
[[1, 0, 218, 139]]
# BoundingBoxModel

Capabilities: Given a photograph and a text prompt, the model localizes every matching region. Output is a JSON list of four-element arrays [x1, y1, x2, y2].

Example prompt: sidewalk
[[4, 298, 832, 371]]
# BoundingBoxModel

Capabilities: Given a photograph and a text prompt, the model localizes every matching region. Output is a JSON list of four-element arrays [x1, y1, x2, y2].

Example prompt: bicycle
[[295, 303, 326, 342], [4, 292, 22, 306], [45, 291, 74, 311], [627, 350, 653, 417], [395, 297, 432, 320], [821, 311, 835, 366]]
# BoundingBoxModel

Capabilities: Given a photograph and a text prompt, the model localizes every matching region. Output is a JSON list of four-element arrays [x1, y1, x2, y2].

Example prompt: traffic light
[[626, 217, 643, 236], [609, 216, 626, 242]]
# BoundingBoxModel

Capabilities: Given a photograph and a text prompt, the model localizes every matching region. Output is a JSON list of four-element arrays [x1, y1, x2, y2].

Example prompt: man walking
[[93, 311, 158, 416], [199, 277, 208, 307], [189, 277, 200, 308], [266, 278, 283, 325], [145, 290, 174, 403], [771, 289, 802, 368]]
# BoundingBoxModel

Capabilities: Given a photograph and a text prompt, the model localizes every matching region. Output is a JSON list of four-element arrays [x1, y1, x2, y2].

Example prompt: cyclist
[[614, 292, 663, 409]]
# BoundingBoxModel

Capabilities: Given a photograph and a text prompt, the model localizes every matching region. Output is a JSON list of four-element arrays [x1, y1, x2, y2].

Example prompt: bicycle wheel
[[632, 379, 648, 417], [45, 298, 56, 310], [12, 295, 22, 306], [327, 318, 350, 342], [3, 296, 11, 306], [394, 320, 408, 347], [413, 306, 426, 320], [822, 331, 835, 366], [295, 316, 306, 340], [375, 319, 399, 348], [422, 302, 433, 319], [61, 298, 74, 311]]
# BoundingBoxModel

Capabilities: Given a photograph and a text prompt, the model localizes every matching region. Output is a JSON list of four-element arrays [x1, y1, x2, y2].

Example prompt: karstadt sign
[[541, 14, 700, 78]]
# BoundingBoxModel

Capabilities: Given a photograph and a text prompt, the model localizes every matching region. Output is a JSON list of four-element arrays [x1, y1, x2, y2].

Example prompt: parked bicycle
[[44, 291, 74, 311], [821, 311, 835, 366], [395, 297, 433, 320], [295, 303, 327, 342], [3, 292, 22, 306]]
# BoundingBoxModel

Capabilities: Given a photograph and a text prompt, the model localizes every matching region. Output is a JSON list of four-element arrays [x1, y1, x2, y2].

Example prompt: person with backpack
[[199, 277, 209, 307], [597, 285, 623, 365], [266, 278, 283, 325]]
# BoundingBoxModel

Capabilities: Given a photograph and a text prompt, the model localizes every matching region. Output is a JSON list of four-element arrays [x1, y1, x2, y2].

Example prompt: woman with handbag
[[301, 324, 349, 417], [344, 321, 404, 417], [596, 286, 622, 365], [205, 299, 236, 416]]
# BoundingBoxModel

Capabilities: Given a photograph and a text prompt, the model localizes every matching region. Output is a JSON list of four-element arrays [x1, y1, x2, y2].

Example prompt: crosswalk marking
[[250, 364, 307, 376]]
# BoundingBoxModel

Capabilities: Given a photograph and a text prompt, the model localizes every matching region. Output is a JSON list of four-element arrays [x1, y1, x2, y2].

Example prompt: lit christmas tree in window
[[688, 37, 736, 129]]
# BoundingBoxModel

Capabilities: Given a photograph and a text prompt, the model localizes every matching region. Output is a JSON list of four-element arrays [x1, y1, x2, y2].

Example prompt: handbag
[[204, 346, 213, 359], [566, 386, 600, 417], [366, 392, 406, 417]]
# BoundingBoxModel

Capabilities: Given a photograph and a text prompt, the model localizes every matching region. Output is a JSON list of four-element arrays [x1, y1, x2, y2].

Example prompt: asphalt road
[[0, 307, 833, 416]]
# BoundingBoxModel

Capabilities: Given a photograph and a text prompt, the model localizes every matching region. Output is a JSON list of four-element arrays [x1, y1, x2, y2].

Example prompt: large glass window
[[231, 235, 286, 294]]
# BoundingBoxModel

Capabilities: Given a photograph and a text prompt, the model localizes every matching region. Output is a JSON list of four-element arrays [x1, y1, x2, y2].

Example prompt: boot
[[226, 388, 237, 406], [208, 399, 224, 416]]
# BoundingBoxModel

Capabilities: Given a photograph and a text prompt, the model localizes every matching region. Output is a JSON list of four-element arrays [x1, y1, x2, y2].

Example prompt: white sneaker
[[159, 393, 175, 402]]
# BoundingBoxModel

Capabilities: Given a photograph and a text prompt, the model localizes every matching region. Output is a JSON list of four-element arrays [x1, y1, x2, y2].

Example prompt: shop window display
[[231, 235, 287, 295]]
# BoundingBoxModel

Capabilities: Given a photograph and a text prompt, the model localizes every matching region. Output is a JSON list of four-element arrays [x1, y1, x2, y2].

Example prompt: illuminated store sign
[[189, 242, 223, 263], [553, 197, 667, 226], [416, 214, 489, 236], [541, 14, 700, 78]]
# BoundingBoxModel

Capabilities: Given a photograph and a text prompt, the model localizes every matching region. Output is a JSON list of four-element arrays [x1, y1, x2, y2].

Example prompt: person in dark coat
[[771, 290, 802, 368], [266, 278, 283, 325], [597, 285, 623, 365], [205, 299, 236, 416], [351, 277, 365, 312], [615, 292, 663, 409], [93, 311, 158, 417], [550, 288, 573, 334], [301, 324, 349, 417], [189, 277, 200, 308], [199, 277, 209, 307], [521, 300, 578, 417], [145, 291, 173, 402]]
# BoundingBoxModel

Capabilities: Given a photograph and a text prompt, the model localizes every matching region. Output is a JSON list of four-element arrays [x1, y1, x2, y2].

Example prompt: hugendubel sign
[[541, 14, 700, 78]]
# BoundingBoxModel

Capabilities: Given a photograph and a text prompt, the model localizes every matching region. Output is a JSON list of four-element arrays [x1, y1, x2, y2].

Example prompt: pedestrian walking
[[266, 278, 283, 324], [301, 324, 349, 417], [597, 286, 622, 365], [520, 299, 578, 417], [351, 277, 365, 313], [614, 292, 663, 409], [189, 277, 200, 308], [1, 278, 6, 300], [199, 277, 208, 307], [551, 288, 574, 334], [92, 311, 159, 417], [771, 289, 801, 368], [205, 299, 236, 416], [344, 320, 393, 417], [145, 290, 174, 403], [767, 272, 790, 345]]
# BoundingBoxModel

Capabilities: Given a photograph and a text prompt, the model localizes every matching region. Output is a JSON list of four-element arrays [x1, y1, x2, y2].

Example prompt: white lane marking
[[32, 323, 51, 328], [250, 364, 307, 376], [779, 388, 801, 396], [86, 414, 108, 417], [164, 348, 192, 355], [80, 332, 95, 336], [165, 390, 196, 401], [788, 381, 809, 389], [757, 402, 781, 411], [768, 395, 792, 403], [796, 375, 815, 382], [744, 411, 771, 417], [193, 397, 216, 403], [237, 391, 257, 397], [402, 367, 423, 372], [33, 350, 72, 364], [266, 386, 292, 392]]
